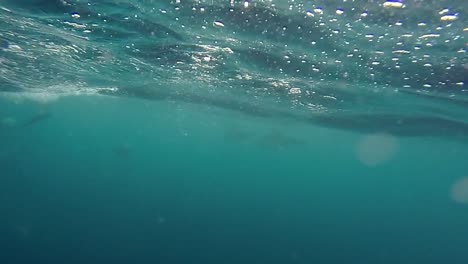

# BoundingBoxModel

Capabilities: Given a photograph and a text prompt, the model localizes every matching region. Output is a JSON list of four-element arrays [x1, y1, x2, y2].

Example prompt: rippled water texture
[[0, 0, 467, 138]]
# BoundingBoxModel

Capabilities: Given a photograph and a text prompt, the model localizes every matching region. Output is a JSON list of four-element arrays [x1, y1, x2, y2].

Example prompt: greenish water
[[1, 0, 468, 263]]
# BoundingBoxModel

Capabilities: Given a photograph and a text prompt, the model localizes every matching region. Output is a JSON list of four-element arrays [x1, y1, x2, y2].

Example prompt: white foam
[[0, 85, 118, 103]]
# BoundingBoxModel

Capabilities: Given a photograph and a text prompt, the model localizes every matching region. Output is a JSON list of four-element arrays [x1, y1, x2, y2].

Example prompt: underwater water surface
[[1, 0, 468, 263]]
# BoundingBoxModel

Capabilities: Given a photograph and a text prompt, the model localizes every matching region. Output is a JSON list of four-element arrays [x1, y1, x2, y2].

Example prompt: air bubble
[[213, 21, 225, 28]]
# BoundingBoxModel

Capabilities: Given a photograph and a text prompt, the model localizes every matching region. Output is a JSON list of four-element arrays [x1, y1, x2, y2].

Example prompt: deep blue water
[[1, 1, 468, 263]]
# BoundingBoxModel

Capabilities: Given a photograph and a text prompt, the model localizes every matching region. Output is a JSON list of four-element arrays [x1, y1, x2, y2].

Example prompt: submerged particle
[[383, 1, 405, 8], [71, 13, 80, 18], [336, 9, 344, 15], [451, 177, 468, 204]]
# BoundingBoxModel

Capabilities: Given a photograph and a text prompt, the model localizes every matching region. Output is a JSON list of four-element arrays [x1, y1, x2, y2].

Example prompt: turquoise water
[[1, 0, 468, 263]]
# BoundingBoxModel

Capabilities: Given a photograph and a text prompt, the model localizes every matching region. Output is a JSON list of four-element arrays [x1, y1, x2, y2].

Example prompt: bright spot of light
[[451, 177, 468, 204], [356, 133, 399, 167]]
